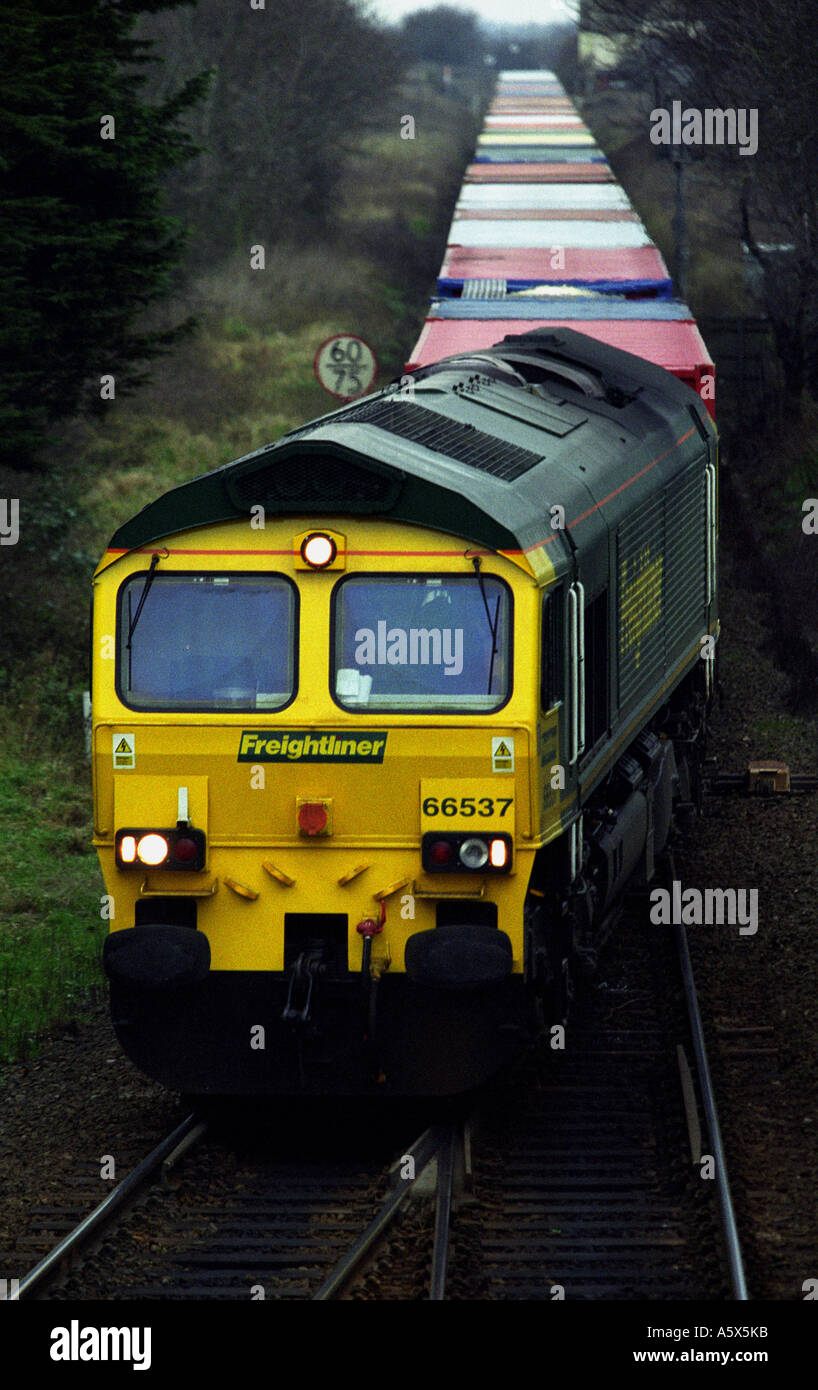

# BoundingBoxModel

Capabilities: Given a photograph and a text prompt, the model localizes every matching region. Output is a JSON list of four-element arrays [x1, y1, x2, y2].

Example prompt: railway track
[[448, 860, 748, 1300], [5, 1115, 206, 1301], [312, 1124, 457, 1300], [5, 1111, 459, 1302]]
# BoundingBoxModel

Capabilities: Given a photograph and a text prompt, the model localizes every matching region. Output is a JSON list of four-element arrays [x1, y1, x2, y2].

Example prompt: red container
[[465, 163, 614, 183], [454, 209, 639, 221], [405, 317, 716, 418]]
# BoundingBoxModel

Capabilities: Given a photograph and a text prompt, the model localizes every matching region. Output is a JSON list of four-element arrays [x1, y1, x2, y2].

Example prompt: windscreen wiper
[[471, 555, 500, 695], [126, 552, 162, 649]]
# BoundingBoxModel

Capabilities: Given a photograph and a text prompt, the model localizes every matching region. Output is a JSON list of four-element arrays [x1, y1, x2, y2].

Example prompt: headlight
[[459, 837, 489, 870], [136, 833, 170, 866], [301, 533, 337, 568]]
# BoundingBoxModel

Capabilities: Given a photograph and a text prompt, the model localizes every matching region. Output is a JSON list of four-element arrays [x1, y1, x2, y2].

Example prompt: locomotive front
[[93, 382, 555, 1095]]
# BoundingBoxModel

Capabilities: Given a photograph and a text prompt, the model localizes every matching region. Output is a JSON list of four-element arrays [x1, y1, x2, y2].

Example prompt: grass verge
[[0, 743, 105, 1062]]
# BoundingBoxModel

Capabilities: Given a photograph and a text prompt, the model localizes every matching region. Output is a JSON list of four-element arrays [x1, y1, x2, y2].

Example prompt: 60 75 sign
[[314, 335, 378, 400]]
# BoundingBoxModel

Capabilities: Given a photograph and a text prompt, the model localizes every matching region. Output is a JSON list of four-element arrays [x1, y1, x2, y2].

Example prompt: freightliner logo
[[237, 731, 388, 763]]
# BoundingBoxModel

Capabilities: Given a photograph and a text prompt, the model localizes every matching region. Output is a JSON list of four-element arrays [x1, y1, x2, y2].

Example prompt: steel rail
[[312, 1126, 446, 1301], [430, 1124, 455, 1300], [10, 1112, 202, 1301], [673, 920, 749, 1300]]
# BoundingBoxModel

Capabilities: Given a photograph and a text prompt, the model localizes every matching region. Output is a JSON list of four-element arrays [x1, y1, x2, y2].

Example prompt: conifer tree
[[0, 0, 210, 468]]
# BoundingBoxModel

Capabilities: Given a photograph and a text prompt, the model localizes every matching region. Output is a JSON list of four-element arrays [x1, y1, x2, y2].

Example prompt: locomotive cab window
[[333, 574, 511, 710], [541, 586, 564, 710], [118, 573, 297, 711]]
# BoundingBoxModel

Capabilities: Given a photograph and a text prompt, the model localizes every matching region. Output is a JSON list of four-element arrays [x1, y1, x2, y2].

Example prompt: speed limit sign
[[314, 334, 378, 400]]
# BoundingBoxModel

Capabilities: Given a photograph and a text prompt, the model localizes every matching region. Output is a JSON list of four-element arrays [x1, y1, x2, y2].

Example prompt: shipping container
[[456, 183, 633, 210], [465, 162, 615, 183], [437, 244, 674, 297], [406, 318, 715, 417], [446, 219, 653, 249]]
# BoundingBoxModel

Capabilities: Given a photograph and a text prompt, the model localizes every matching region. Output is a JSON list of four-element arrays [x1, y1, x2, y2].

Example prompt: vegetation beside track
[[581, 88, 818, 702], [0, 745, 103, 1062]]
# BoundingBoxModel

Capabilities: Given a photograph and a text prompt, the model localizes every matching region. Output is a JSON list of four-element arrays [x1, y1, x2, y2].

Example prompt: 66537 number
[[422, 796, 513, 818]]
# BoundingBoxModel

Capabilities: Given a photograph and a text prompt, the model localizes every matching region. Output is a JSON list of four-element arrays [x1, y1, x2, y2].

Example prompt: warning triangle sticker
[[494, 741, 511, 758], [115, 738, 131, 753]]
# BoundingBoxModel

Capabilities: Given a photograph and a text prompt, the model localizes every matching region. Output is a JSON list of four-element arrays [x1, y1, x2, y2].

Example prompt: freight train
[[93, 71, 718, 1095]]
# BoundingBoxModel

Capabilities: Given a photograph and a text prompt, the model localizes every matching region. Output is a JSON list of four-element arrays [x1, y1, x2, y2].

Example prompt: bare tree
[[582, 0, 818, 409], [400, 7, 484, 67], [139, 0, 402, 261]]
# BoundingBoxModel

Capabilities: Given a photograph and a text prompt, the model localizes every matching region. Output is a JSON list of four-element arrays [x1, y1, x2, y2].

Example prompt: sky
[[371, 0, 576, 27]]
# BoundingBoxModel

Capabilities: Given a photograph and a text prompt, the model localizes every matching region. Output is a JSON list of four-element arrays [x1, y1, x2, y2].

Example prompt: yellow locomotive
[[93, 331, 717, 1094]]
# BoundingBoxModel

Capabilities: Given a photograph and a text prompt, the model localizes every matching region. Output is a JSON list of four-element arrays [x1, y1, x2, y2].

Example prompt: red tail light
[[173, 837, 199, 864]]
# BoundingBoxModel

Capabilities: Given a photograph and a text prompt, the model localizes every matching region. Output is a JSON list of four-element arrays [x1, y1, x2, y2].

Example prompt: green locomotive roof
[[107, 328, 714, 567]]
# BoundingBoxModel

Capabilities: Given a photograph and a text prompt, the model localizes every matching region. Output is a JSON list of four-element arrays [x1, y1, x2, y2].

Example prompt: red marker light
[[173, 837, 199, 863], [298, 802, 328, 836], [429, 840, 455, 867]]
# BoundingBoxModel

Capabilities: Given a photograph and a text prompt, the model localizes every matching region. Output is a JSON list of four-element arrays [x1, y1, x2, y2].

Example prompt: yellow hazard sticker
[[113, 733, 135, 769], [492, 736, 514, 773]]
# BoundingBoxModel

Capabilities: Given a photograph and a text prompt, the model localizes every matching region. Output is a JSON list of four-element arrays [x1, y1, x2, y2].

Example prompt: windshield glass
[[333, 574, 510, 710], [119, 573, 296, 710]]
